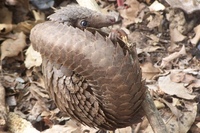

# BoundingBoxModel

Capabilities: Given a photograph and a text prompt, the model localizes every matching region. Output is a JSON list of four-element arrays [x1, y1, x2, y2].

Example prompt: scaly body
[[30, 5, 146, 130]]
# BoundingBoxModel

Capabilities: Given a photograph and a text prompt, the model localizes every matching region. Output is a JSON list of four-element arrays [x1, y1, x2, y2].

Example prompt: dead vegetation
[[0, 0, 200, 132]]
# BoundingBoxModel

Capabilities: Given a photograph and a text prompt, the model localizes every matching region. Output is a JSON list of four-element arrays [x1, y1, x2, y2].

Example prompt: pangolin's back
[[30, 5, 146, 130]]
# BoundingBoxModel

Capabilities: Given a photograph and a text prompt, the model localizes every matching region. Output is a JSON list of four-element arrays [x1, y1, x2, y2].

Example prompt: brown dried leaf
[[170, 71, 197, 84], [143, 46, 162, 53], [13, 21, 36, 34], [165, 0, 200, 14], [25, 45, 42, 69], [158, 74, 196, 100], [149, 1, 165, 11], [0, 7, 12, 23], [170, 71, 186, 83], [0, 7, 13, 34], [1, 32, 26, 60], [115, 127, 132, 133], [190, 24, 200, 45], [188, 79, 200, 90], [161, 45, 186, 68], [161, 98, 197, 133], [8, 112, 40, 133], [42, 123, 77, 133], [170, 27, 186, 42], [128, 31, 146, 49], [165, 103, 197, 133], [118, 0, 145, 26], [154, 100, 165, 109], [147, 13, 163, 29], [145, 100, 197, 133], [196, 122, 200, 128], [29, 83, 48, 100], [28, 101, 48, 122], [77, 0, 101, 12], [42, 119, 98, 133], [147, 34, 160, 43], [171, 70, 200, 91], [141, 62, 160, 80], [32, 10, 45, 22]]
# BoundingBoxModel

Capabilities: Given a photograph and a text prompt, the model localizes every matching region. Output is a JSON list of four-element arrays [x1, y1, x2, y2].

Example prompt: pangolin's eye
[[80, 20, 88, 27]]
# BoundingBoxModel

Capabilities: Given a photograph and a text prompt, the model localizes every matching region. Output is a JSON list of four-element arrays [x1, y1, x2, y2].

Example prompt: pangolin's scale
[[30, 5, 146, 130]]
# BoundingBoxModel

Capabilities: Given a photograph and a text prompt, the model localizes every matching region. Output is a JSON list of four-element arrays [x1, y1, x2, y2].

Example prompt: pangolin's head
[[48, 5, 116, 29]]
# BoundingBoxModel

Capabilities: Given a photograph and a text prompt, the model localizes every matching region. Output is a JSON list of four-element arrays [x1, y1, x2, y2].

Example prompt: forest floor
[[0, 0, 200, 133]]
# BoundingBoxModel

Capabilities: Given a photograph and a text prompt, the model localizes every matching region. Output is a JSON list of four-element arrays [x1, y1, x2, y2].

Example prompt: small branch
[[142, 91, 168, 133]]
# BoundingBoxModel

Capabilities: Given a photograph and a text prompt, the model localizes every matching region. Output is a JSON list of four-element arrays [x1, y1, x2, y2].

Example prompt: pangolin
[[30, 5, 146, 130]]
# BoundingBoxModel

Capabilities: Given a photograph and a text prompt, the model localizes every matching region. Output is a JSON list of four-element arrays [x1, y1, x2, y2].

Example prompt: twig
[[142, 91, 168, 133]]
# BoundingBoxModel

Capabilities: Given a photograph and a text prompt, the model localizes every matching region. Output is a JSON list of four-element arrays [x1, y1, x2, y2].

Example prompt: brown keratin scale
[[30, 5, 146, 130]]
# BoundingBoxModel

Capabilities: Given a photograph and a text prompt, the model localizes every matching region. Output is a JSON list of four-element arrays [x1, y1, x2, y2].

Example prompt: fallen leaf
[[115, 127, 132, 133], [42, 124, 77, 133], [162, 98, 182, 118], [8, 112, 40, 133], [149, 1, 165, 11], [1, 32, 26, 60], [0, 7, 13, 34], [196, 122, 200, 128], [154, 100, 165, 109], [13, 21, 36, 34], [170, 71, 186, 83], [24, 45, 42, 69], [143, 46, 162, 53], [168, 70, 200, 91], [147, 34, 160, 43], [146, 84, 159, 91], [165, 103, 197, 133], [141, 62, 160, 80], [191, 24, 200, 46], [147, 12, 163, 30], [0, 7, 12, 23], [170, 71, 197, 85], [188, 79, 200, 91], [161, 45, 186, 68], [158, 74, 196, 100], [32, 10, 45, 22], [170, 27, 186, 42], [145, 99, 197, 133], [42, 119, 98, 133], [165, 0, 200, 14], [118, 0, 146, 26]]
